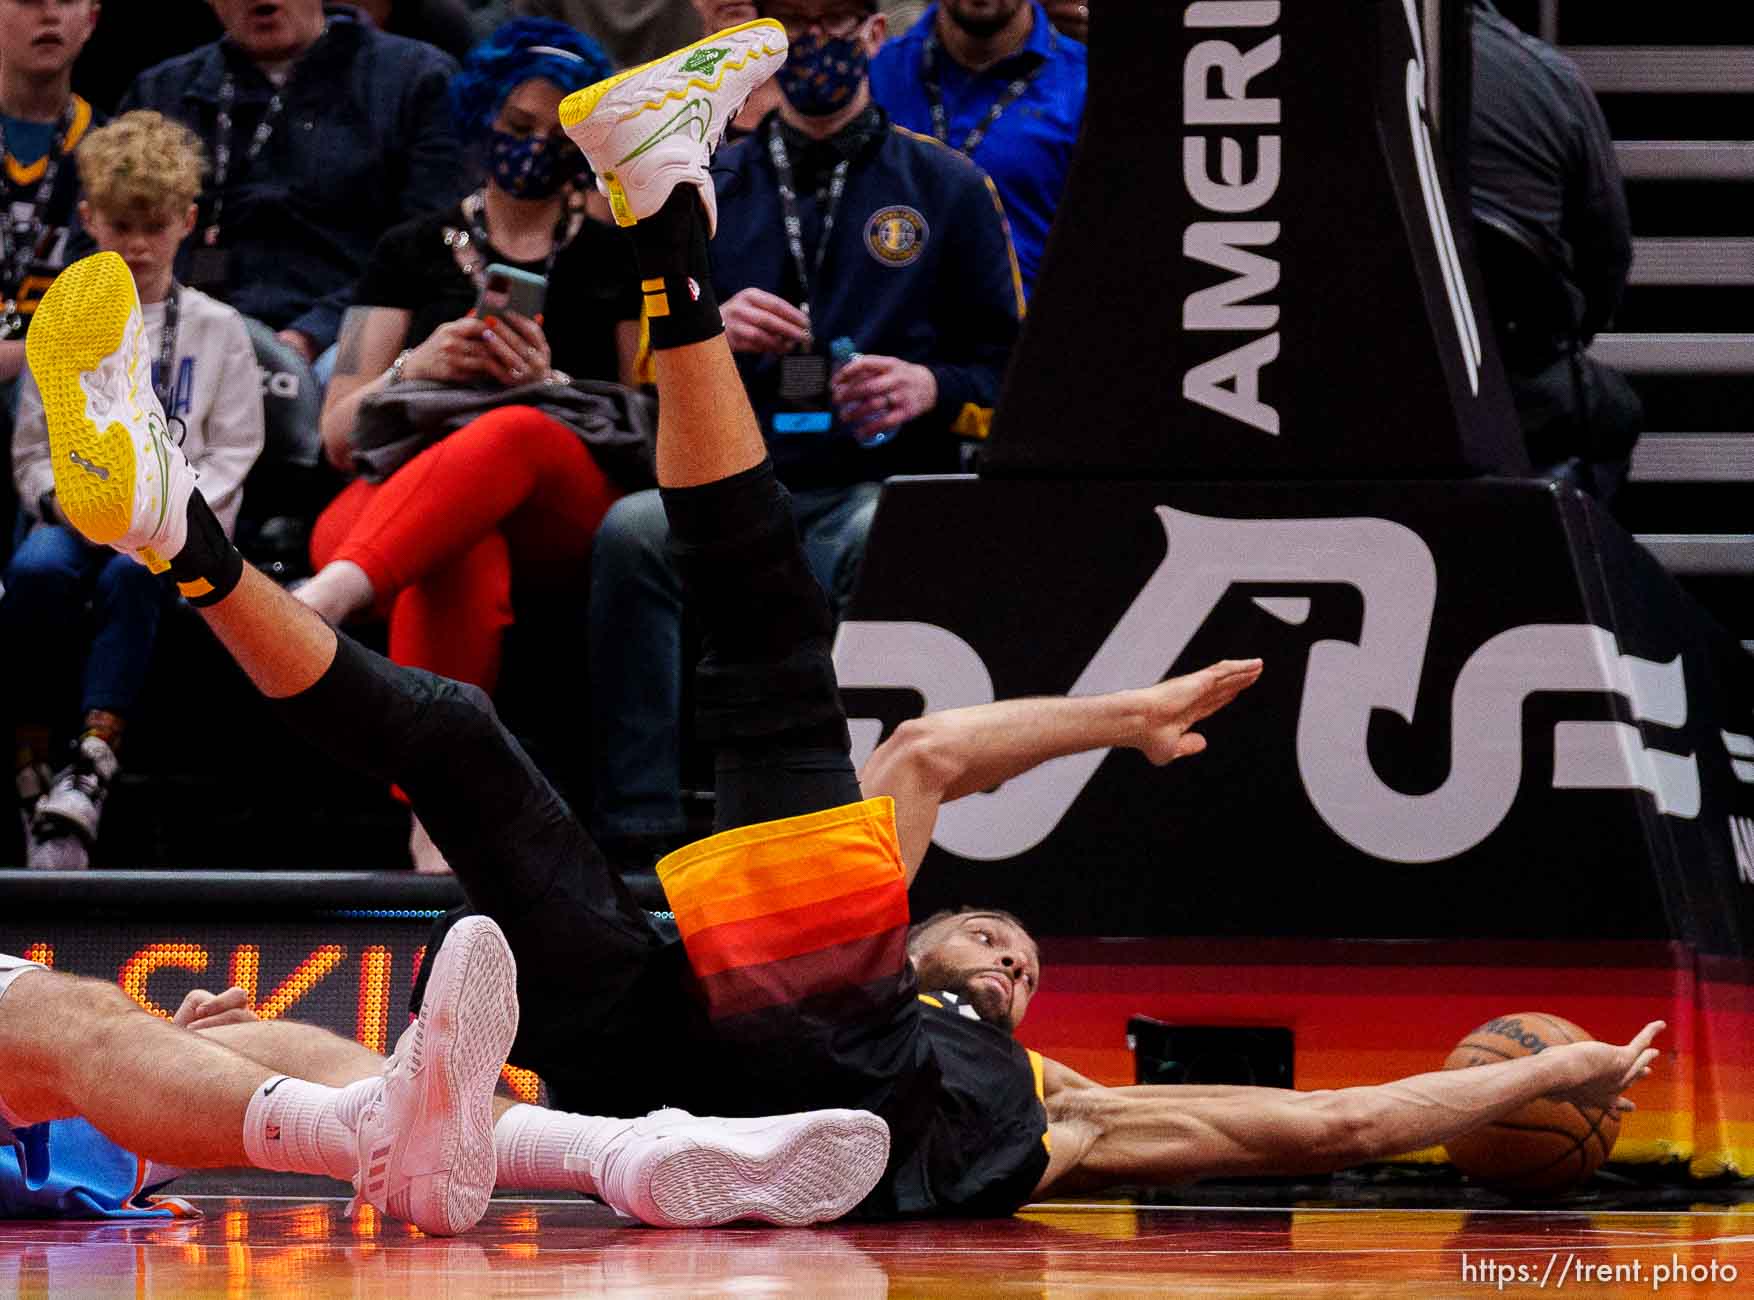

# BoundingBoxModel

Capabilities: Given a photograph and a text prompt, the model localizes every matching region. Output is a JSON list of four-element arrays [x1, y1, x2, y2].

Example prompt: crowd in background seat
[[0, 0, 1090, 875], [2, 0, 1633, 876]]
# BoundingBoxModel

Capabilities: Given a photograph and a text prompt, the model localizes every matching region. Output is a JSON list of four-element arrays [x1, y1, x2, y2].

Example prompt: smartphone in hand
[[475, 263, 547, 322]]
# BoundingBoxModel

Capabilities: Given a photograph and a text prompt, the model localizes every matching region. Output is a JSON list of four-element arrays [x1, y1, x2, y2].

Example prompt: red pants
[[311, 405, 621, 691]]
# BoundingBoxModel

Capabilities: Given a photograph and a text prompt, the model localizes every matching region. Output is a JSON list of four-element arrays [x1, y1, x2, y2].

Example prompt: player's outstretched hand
[[1133, 659, 1264, 765], [1545, 1020, 1665, 1113], [174, 985, 259, 1030]]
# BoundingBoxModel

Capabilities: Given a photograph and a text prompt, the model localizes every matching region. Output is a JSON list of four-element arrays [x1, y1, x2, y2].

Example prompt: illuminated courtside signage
[[1, 920, 539, 1102]]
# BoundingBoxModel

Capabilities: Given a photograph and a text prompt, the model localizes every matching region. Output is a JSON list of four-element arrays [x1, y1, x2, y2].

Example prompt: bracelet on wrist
[[387, 348, 416, 385]]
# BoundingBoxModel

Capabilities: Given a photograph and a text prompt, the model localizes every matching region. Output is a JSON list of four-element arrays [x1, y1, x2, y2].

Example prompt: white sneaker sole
[[633, 1110, 891, 1228], [383, 915, 519, 1236]]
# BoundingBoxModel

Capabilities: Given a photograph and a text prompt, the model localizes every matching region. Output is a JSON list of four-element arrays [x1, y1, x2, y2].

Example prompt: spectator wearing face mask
[[295, 20, 644, 873], [584, 0, 1024, 877]]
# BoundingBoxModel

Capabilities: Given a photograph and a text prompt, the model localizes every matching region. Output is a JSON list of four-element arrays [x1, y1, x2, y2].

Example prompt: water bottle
[[831, 337, 896, 448]]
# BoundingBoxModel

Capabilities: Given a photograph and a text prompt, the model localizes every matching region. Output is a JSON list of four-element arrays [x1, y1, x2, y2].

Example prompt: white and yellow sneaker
[[559, 19, 788, 233], [26, 252, 193, 573]]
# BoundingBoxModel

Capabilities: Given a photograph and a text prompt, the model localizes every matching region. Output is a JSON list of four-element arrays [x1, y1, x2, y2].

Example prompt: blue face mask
[[488, 129, 586, 201], [775, 28, 869, 118]]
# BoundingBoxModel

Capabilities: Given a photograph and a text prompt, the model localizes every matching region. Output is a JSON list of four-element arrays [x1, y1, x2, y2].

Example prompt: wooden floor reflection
[[2, 1195, 1751, 1297]]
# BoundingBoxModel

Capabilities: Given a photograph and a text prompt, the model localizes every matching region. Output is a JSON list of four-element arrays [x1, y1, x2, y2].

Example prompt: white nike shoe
[[558, 19, 788, 233], [589, 1107, 890, 1227], [350, 915, 519, 1236], [26, 252, 195, 573]]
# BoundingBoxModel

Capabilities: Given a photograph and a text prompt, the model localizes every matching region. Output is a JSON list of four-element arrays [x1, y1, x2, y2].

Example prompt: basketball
[[1441, 1012, 1621, 1198]]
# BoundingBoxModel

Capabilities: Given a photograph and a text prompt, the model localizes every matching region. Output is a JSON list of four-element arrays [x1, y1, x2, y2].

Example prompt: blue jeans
[[0, 523, 167, 723], [588, 480, 881, 842]]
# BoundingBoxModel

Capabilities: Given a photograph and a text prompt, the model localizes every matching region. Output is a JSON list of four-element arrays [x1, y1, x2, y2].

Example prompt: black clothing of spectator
[[354, 204, 642, 384], [1469, 0, 1640, 496], [1471, 0, 1630, 338], [120, 5, 465, 355]]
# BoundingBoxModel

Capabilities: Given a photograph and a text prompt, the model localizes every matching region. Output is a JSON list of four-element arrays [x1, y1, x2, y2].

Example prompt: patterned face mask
[[488, 129, 587, 200], [774, 28, 869, 117]]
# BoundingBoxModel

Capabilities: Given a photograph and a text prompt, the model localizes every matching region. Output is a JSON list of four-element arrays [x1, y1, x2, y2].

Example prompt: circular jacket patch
[[865, 205, 929, 267]]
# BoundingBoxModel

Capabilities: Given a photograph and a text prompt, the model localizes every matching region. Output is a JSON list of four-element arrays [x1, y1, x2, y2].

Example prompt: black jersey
[[857, 991, 1051, 1219]]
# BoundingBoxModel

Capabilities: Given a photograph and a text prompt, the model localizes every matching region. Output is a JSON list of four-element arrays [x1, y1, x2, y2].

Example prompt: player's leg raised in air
[[0, 917, 517, 1235], [26, 50, 886, 1219], [560, 20, 934, 1152]]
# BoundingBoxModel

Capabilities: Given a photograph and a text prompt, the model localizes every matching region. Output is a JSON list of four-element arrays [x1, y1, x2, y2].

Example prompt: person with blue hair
[[299, 19, 646, 872]]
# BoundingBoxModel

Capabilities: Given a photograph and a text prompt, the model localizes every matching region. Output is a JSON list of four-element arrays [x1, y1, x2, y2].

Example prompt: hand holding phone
[[478, 309, 553, 387], [475, 263, 547, 323]]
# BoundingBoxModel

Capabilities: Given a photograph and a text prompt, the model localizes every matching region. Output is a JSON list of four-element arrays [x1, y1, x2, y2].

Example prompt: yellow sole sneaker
[[26, 252, 189, 572], [26, 252, 151, 550]]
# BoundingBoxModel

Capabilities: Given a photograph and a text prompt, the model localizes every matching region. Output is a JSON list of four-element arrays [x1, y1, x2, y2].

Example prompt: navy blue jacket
[[710, 109, 1024, 490], [120, 6, 464, 352]]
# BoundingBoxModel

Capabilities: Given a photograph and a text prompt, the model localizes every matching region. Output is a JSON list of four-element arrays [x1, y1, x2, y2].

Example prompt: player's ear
[[181, 204, 199, 239]]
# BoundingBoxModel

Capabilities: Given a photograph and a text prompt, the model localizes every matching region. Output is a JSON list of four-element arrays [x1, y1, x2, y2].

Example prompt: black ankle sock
[[630, 188, 723, 350], [166, 492, 243, 607]]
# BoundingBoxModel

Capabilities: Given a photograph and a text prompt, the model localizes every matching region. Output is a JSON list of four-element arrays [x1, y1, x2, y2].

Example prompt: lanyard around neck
[[0, 99, 77, 334], [152, 284, 183, 418], [921, 21, 1054, 158], [767, 123, 852, 321], [205, 23, 329, 248]]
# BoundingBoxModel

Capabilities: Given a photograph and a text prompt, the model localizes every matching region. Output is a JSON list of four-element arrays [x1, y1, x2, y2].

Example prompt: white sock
[[241, 1075, 377, 1180], [494, 1103, 634, 1195]]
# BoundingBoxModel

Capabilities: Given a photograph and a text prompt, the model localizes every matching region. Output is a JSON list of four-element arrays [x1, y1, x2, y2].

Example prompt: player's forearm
[[901, 691, 1151, 802], [1108, 1084, 1302, 1102], [1338, 1050, 1579, 1159]]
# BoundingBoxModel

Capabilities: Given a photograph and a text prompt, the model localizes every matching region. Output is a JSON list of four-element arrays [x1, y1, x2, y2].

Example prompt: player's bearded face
[[911, 916, 1040, 1030]]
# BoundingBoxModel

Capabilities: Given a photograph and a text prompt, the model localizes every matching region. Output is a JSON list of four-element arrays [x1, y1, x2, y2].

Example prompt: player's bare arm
[[860, 659, 1264, 877], [1031, 1021, 1663, 1198], [1041, 1055, 1294, 1102]]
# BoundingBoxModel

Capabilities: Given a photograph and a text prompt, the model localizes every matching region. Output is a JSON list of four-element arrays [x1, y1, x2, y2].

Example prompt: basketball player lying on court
[[0, 916, 890, 1230], [22, 18, 1664, 1221]]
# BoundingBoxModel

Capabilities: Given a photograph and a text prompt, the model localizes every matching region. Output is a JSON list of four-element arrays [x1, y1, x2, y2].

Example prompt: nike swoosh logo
[[619, 98, 714, 166], [261, 1076, 289, 1097]]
